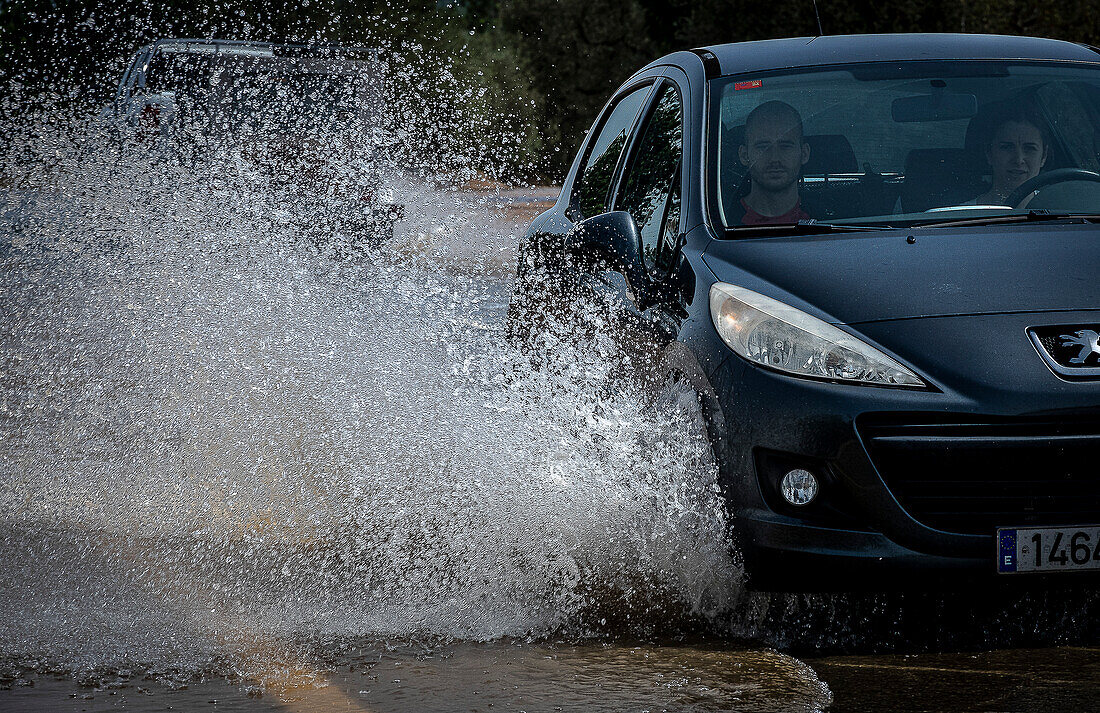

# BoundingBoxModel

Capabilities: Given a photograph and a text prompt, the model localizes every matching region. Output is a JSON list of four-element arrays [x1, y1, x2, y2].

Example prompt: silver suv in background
[[106, 38, 403, 250]]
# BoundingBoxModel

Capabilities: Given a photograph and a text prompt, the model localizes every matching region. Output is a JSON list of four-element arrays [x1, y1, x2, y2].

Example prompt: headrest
[[722, 125, 857, 175], [803, 134, 858, 174]]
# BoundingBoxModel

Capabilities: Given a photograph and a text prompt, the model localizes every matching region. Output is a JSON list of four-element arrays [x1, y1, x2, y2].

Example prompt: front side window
[[709, 61, 1100, 232], [616, 83, 684, 273], [570, 84, 651, 220]]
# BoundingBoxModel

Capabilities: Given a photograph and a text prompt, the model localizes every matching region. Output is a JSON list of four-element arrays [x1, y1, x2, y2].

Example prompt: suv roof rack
[[147, 38, 377, 57]]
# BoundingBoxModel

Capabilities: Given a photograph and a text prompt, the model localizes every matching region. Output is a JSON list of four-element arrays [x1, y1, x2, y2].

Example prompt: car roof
[[670, 34, 1100, 77], [145, 38, 377, 59]]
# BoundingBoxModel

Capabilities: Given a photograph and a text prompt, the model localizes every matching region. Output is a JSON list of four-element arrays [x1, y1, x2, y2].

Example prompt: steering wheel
[[1005, 168, 1100, 208]]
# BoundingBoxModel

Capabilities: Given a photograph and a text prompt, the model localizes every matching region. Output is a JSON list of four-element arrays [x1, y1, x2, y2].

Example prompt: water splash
[[0, 57, 741, 684]]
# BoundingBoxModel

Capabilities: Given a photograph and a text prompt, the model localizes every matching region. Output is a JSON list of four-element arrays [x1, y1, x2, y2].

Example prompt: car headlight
[[709, 283, 927, 388]]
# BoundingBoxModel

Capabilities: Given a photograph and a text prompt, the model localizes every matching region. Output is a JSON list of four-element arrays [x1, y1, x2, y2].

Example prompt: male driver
[[734, 100, 812, 225]]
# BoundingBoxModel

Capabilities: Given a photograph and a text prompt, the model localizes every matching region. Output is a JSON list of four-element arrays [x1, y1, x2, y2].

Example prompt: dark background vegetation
[[3, 0, 1100, 182]]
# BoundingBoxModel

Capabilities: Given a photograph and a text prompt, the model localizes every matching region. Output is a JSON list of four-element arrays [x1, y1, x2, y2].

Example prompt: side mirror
[[565, 210, 650, 303]]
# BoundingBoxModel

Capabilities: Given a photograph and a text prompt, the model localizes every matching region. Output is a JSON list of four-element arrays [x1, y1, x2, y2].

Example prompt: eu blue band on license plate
[[998, 528, 1018, 573]]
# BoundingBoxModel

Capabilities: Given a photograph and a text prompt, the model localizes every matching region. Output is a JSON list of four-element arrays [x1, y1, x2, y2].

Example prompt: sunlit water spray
[[0, 67, 744, 688]]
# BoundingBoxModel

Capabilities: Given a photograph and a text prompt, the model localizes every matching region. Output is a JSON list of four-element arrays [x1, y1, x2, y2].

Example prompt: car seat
[[803, 134, 858, 174], [900, 148, 986, 212]]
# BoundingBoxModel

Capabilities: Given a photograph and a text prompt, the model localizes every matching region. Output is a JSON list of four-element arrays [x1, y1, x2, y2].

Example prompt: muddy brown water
[[3, 642, 1100, 712]]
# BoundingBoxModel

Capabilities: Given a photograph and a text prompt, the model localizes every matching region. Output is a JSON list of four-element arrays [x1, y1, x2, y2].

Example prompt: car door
[[602, 75, 689, 369], [568, 79, 662, 332], [510, 75, 659, 337]]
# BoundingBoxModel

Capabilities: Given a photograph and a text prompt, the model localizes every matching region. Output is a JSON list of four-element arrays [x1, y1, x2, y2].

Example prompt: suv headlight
[[709, 283, 927, 388]]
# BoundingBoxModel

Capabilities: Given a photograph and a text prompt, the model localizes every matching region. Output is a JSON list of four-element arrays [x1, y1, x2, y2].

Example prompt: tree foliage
[[5, 0, 1100, 181], [490, 0, 1100, 179]]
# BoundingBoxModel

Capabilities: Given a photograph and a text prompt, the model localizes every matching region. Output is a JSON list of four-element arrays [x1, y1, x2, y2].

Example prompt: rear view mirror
[[566, 210, 650, 302], [892, 91, 977, 122]]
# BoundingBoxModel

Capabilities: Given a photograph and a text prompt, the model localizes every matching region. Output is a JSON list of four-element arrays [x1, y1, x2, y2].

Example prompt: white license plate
[[997, 526, 1100, 574]]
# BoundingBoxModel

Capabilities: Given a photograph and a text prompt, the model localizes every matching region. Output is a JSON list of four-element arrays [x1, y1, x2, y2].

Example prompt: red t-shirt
[[740, 199, 810, 225]]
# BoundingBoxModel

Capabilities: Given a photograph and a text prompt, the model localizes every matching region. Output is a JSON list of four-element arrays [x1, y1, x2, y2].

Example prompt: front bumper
[[697, 316, 1100, 589], [737, 514, 989, 590]]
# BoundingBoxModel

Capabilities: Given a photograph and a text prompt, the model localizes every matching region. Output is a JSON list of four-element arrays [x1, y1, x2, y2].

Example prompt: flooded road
[[1, 642, 831, 712], [4, 173, 1100, 710], [4, 640, 1100, 712]]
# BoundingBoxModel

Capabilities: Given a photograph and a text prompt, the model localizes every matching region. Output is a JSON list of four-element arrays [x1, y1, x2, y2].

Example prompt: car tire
[[653, 344, 756, 581]]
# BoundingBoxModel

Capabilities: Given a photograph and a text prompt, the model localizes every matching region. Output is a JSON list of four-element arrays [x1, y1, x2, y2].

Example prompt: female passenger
[[971, 110, 1050, 206]]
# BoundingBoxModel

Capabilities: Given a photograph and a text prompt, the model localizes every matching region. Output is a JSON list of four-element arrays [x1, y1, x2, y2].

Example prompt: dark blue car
[[509, 34, 1100, 590]]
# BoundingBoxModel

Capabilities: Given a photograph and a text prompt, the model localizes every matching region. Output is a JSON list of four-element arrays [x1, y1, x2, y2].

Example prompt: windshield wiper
[[728, 220, 896, 237], [912, 210, 1100, 229]]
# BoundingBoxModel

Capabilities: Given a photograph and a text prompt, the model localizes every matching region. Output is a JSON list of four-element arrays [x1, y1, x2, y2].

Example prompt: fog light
[[780, 469, 818, 506]]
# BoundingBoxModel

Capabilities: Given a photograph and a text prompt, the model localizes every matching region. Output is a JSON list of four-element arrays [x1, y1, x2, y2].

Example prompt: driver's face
[[739, 117, 810, 193], [987, 121, 1047, 192]]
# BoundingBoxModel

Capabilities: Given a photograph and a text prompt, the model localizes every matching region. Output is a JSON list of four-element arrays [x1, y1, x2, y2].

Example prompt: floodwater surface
[[4, 640, 1100, 712]]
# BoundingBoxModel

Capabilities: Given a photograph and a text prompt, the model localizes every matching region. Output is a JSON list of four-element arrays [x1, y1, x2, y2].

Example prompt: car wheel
[[652, 346, 751, 576]]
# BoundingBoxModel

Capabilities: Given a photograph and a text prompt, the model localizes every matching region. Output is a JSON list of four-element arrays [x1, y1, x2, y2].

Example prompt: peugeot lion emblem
[[1061, 329, 1100, 364], [1029, 325, 1100, 377]]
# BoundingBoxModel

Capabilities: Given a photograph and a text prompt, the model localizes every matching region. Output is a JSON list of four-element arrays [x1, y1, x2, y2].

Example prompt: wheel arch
[[657, 340, 739, 497]]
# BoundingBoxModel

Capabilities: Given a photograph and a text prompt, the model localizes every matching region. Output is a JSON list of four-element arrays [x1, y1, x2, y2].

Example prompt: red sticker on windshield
[[734, 80, 762, 90]]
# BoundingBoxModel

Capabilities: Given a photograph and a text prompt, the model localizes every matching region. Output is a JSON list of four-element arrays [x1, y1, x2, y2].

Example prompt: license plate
[[997, 526, 1100, 574]]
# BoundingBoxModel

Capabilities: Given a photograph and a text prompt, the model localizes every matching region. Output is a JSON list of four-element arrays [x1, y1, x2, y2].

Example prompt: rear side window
[[570, 84, 651, 220]]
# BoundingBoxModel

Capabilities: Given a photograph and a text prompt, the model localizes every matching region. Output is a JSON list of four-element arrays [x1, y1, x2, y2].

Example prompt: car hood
[[701, 223, 1100, 324], [852, 310, 1100, 399]]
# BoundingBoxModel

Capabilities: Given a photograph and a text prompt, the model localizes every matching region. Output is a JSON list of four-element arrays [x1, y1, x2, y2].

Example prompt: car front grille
[[859, 415, 1100, 536]]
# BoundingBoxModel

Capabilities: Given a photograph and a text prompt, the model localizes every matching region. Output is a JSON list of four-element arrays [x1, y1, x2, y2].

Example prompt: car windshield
[[710, 61, 1100, 232]]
